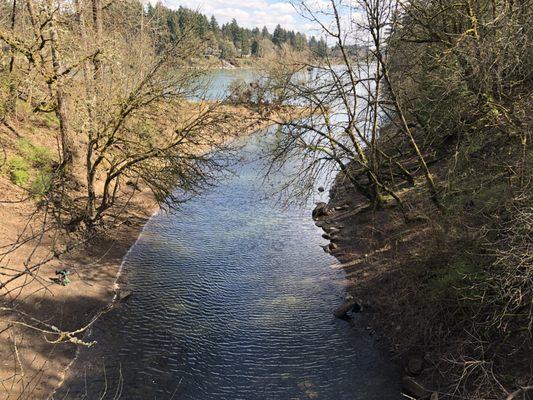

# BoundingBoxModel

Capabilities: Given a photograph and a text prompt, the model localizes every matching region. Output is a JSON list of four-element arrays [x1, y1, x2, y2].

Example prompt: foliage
[[30, 170, 54, 197]]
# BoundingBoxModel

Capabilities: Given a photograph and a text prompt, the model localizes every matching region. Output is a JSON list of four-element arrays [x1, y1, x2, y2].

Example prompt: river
[[56, 70, 401, 400]]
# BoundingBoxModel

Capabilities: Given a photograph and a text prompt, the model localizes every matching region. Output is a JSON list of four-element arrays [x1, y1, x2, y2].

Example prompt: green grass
[[41, 112, 60, 128], [17, 138, 54, 169], [6, 156, 30, 186], [2, 139, 56, 196], [425, 255, 489, 314], [432, 259, 483, 291]]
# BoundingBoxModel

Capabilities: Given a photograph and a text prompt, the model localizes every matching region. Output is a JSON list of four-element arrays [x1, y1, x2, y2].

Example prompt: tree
[[257, 1, 419, 208], [240, 36, 251, 56], [251, 39, 260, 56], [209, 15, 219, 34], [272, 24, 286, 46]]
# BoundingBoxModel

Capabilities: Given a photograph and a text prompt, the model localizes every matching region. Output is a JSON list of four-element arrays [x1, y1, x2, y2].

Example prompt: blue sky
[[153, 0, 324, 36]]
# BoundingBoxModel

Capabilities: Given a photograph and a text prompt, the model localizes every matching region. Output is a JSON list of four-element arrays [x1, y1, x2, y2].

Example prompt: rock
[[312, 202, 330, 219], [321, 233, 331, 240], [402, 376, 430, 399], [314, 220, 326, 228], [328, 242, 338, 251], [334, 204, 350, 211], [407, 356, 424, 376], [325, 226, 340, 234], [320, 244, 331, 254], [334, 301, 355, 318], [318, 186, 325, 192], [334, 299, 363, 318], [351, 300, 362, 313], [117, 290, 132, 301]]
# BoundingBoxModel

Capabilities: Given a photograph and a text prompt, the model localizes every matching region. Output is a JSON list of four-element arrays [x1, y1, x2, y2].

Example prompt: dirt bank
[[315, 168, 532, 399]]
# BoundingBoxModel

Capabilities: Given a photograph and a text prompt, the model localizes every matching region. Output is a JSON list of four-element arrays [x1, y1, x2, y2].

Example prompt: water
[[200, 69, 257, 100], [57, 71, 401, 400]]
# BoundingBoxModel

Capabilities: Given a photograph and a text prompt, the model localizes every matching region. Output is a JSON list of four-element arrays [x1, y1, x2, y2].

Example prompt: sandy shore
[[0, 189, 158, 399]]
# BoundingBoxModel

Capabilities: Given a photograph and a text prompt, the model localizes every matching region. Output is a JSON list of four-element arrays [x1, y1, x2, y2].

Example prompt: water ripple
[[59, 134, 401, 399]]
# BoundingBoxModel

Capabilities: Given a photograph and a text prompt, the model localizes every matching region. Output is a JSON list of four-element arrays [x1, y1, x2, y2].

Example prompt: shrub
[[30, 171, 54, 198]]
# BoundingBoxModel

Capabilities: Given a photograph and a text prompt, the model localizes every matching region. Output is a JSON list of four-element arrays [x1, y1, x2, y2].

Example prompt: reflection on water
[[57, 132, 400, 399]]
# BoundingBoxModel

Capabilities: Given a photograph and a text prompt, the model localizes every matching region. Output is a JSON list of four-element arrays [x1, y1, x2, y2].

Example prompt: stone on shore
[[334, 299, 363, 318], [325, 226, 341, 234], [117, 289, 133, 301], [312, 202, 330, 219], [407, 356, 424, 376]]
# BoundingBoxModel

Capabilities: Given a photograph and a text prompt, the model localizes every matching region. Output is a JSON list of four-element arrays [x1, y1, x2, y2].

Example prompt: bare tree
[[256, 0, 424, 210]]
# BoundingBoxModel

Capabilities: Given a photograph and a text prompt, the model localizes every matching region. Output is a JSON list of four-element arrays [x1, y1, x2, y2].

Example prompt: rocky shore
[[312, 182, 442, 400]]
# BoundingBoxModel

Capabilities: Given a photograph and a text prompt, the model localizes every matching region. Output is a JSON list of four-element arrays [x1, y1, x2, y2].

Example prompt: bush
[[30, 171, 54, 198]]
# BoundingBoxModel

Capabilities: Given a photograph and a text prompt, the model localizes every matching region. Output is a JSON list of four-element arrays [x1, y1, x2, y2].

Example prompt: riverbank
[[0, 103, 309, 399], [316, 157, 532, 399], [314, 178, 439, 399]]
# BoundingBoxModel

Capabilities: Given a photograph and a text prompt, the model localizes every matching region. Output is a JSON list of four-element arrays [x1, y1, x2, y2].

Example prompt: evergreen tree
[[251, 40, 260, 56], [209, 15, 220, 33], [272, 24, 286, 46], [143, 5, 316, 59]]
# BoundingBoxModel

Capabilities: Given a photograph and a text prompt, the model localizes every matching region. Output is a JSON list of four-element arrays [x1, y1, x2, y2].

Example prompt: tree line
[[146, 3, 328, 60]]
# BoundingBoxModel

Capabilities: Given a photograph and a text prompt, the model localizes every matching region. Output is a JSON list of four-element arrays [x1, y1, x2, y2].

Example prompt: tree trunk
[[46, 0, 75, 169], [91, 0, 103, 79]]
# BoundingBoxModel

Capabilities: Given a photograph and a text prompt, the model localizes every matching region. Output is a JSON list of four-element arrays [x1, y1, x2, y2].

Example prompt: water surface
[[58, 70, 401, 399], [58, 132, 400, 399]]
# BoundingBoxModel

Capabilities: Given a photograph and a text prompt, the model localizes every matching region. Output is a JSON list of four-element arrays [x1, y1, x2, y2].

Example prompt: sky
[[152, 0, 326, 37]]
